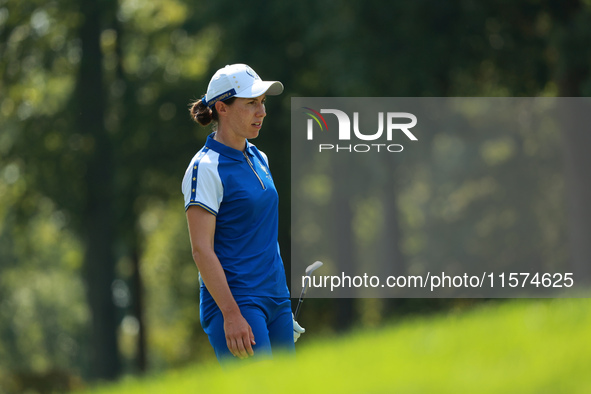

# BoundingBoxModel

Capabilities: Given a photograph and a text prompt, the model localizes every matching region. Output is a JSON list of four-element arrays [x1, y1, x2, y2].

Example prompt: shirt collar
[[205, 132, 255, 161]]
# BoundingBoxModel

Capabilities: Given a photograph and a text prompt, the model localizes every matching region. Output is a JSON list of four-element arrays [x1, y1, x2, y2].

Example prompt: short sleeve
[[258, 150, 269, 168], [182, 149, 223, 215]]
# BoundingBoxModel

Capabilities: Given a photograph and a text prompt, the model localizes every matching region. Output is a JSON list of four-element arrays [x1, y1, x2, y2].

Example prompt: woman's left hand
[[293, 314, 305, 343]]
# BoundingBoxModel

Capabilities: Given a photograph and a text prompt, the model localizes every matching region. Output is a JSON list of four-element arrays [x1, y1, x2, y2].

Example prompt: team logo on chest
[[258, 160, 271, 179]]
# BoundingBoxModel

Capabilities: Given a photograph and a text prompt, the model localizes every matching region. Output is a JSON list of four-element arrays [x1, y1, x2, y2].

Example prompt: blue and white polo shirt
[[182, 133, 289, 299]]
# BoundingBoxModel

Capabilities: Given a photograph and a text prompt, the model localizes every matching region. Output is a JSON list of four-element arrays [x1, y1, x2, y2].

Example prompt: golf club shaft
[[294, 279, 309, 320], [294, 298, 304, 320]]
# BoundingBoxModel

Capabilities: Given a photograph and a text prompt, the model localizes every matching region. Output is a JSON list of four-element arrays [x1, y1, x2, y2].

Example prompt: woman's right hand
[[186, 205, 256, 358], [223, 310, 256, 358]]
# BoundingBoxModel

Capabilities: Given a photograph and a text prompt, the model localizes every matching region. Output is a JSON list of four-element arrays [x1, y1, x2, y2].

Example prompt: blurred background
[[1, 0, 590, 392]]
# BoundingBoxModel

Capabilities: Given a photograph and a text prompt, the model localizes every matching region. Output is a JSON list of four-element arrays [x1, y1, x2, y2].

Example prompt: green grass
[[82, 298, 591, 394]]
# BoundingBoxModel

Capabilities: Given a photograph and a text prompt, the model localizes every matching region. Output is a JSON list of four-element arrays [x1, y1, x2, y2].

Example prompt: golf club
[[294, 260, 323, 320]]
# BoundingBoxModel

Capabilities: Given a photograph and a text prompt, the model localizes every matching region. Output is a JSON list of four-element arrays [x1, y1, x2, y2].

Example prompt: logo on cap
[[245, 66, 258, 80]]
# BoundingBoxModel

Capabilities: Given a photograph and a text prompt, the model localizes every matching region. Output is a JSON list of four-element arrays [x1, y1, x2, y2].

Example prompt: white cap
[[202, 64, 284, 108]]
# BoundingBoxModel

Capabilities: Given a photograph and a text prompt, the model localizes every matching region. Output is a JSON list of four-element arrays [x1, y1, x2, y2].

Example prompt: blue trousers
[[200, 294, 295, 362]]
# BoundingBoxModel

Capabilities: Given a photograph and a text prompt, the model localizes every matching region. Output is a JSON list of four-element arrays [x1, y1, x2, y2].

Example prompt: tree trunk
[[131, 247, 147, 372], [558, 86, 591, 284], [556, 0, 591, 285], [332, 158, 355, 331], [76, 0, 120, 380], [381, 170, 406, 315]]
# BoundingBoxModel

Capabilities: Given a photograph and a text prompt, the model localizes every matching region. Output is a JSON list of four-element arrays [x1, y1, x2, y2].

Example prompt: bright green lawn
[[82, 298, 591, 394]]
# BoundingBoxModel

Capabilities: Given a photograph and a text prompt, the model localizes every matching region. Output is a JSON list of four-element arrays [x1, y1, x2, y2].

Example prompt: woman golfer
[[182, 64, 304, 362]]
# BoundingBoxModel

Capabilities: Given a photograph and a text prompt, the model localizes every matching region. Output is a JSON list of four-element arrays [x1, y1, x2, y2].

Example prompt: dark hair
[[189, 96, 236, 127]]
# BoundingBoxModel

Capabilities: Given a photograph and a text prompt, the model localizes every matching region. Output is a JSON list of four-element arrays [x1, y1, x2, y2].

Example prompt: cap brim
[[235, 80, 284, 98]]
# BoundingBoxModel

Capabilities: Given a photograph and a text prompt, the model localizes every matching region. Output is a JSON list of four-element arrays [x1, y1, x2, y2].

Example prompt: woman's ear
[[215, 101, 227, 116]]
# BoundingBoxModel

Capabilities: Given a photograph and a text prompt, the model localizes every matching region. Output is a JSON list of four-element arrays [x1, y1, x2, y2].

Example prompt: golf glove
[[293, 313, 305, 343]]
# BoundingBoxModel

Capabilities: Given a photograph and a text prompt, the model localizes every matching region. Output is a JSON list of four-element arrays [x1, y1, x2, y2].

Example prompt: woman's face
[[219, 95, 267, 140]]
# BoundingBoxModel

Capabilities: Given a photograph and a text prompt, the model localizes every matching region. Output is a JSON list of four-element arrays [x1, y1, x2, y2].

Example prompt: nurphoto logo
[[302, 107, 418, 153]]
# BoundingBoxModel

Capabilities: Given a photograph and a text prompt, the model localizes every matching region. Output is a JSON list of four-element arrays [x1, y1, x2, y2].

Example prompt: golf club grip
[[294, 298, 304, 320]]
